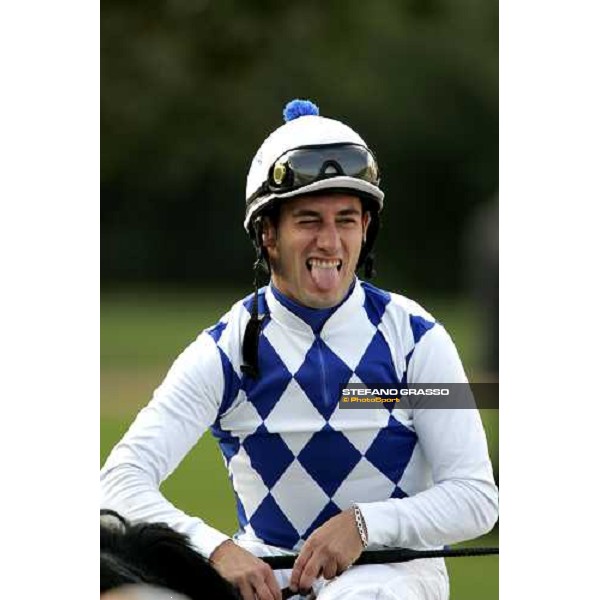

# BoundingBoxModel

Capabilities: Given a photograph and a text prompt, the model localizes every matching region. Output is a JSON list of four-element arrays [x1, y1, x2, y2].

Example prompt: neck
[[270, 281, 356, 333]]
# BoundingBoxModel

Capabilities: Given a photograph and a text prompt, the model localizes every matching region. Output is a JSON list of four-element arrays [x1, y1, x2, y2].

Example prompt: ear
[[261, 217, 277, 249], [362, 211, 372, 242]]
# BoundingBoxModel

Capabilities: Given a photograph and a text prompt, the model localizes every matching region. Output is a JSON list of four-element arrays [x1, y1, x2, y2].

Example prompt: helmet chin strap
[[241, 219, 267, 378], [359, 203, 379, 279], [364, 253, 375, 279]]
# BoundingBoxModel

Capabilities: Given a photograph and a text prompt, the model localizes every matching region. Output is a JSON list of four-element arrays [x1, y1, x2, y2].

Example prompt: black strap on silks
[[262, 546, 499, 570], [241, 306, 263, 378], [241, 222, 266, 379]]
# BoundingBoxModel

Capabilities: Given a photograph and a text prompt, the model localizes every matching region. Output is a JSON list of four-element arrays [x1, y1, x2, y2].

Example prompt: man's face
[[262, 193, 371, 309]]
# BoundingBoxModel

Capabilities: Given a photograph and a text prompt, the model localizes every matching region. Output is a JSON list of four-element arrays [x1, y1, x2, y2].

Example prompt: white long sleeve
[[358, 325, 499, 549], [100, 332, 230, 558]]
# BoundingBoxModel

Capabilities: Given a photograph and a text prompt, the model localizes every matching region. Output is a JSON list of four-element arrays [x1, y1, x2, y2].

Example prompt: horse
[[100, 509, 240, 599]]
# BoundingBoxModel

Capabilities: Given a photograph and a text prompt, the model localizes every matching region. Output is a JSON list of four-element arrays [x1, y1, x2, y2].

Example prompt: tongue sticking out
[[309, 264, 341, 291]]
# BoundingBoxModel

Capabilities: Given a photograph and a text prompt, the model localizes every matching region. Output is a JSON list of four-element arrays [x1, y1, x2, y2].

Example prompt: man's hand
[[289, 508, 364, 594], [210, 540, 282, 600]]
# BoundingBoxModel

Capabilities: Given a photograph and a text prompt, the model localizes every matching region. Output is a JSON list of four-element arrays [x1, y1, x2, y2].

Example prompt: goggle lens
[[268, 144, 379, 192]]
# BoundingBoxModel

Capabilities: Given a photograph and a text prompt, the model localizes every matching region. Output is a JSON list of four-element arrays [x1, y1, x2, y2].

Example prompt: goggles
[[248, 143, 380, 203]]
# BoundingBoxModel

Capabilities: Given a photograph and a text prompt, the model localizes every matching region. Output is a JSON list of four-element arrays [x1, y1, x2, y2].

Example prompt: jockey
[[101, 100, 499, 600]]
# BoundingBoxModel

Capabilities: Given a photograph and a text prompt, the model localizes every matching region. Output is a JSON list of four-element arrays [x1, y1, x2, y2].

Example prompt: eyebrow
[[292, 208, 362, 218]]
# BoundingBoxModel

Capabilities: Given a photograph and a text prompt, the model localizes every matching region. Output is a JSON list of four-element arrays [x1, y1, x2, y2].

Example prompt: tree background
[[102, 0, 498, 299]]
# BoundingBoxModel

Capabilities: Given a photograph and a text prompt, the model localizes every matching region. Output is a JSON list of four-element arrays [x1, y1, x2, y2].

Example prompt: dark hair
[[100, 511, 240, 599], [260, 202, 282, 230]]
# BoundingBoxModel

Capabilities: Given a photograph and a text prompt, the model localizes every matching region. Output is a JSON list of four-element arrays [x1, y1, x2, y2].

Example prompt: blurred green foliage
[[102, 0, 498, 292]]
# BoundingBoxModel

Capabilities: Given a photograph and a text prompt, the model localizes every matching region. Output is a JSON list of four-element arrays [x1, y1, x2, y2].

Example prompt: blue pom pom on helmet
[[283, 99, 319, 122]]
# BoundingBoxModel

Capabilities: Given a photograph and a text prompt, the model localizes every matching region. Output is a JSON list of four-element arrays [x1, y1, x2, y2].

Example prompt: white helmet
[[244, 99, 384, 233]]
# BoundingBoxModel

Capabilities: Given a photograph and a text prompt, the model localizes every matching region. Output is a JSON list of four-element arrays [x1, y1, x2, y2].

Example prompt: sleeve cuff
[[189, 524, 231, 559], [356, 500, 401, 547]]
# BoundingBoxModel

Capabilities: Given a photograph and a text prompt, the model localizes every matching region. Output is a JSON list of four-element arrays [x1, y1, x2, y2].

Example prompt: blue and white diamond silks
[[209, 280, 436, 550]]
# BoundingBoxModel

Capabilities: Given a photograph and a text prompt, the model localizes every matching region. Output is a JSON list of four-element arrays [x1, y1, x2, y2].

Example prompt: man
[[101, 100, 498, 600]]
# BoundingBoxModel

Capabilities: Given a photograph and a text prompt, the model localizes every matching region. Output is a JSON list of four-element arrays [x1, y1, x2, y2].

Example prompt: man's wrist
[[208, 538, 235, 563]]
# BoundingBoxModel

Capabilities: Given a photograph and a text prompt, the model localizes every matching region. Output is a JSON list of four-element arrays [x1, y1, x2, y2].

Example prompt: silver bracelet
[[352, 503, 369, 549]]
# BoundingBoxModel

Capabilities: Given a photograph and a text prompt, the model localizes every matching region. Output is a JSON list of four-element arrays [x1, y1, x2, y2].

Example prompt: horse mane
[[100, 510, 239, 599], [100, 551, 160, 592]]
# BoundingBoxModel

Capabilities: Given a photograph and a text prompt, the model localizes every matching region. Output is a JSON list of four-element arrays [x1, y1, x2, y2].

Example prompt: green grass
[[447, 535, 499, 599], [101, 288, 243, 368]]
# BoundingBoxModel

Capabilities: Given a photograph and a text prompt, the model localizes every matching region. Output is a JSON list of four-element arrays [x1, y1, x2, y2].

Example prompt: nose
[[316, 220, 342, 254]]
